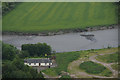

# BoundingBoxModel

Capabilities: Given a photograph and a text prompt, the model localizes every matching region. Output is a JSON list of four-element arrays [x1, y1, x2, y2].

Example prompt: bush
[[18, 51, 30, 59], [79, 61, 106, 74], [2, 2, 20, 15], [22, 43, 51, 57], [102, 69, 112, 77], [111, 64, 118, 71]]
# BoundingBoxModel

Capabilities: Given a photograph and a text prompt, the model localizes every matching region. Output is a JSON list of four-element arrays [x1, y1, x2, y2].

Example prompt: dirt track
[[42, 50, 118, 78], [68, 52, 118, 78]]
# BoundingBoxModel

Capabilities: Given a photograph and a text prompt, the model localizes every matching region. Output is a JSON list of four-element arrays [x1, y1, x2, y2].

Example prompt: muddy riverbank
[[2, 25, 118, 36]]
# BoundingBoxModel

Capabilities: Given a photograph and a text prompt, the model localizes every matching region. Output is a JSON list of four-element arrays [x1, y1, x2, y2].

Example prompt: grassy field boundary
[[3, 2, 118, 34], [3, 25, 118, 36]]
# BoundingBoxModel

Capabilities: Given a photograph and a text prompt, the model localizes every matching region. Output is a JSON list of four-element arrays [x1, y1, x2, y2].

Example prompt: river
[[2, 29, 118, 52]]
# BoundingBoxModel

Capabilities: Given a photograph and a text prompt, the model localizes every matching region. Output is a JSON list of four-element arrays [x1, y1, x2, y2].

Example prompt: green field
[[42, 51, 81, 76], [79, 61, 112, 76], [96, 52, 118, 63], [3, 2, 117, 33]]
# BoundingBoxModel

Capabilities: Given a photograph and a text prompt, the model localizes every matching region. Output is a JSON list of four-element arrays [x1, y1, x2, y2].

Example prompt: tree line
[[2, 42, 45, 79], [21, 43, 52, 57]]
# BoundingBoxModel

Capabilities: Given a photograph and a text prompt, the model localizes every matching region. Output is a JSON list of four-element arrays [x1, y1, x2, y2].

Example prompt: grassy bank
[[96, 52, 118, 63], [111, 64, 118, 71], [42, 47, 118, 77], [3, 2, 117, 33], [79, 61, 112, 77], [79, 61, 107, 74], [42, 51, 81, 76]]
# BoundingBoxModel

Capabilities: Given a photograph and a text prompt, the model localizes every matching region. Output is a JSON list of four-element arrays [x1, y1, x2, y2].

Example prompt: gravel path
[[68, 52, 118, 78], [89, 52, 118, 78]]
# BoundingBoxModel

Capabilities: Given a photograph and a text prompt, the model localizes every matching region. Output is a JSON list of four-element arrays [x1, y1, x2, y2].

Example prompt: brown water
[[2, 29, 118, 52]]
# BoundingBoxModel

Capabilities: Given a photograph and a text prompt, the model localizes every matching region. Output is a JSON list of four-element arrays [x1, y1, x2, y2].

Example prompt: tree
[[2, 56, 44, 78], [2, 43, 17, 60], [12, 56, 25, 70], [2, 2, 20, 15], [2, 43, 44, 78], [21, 43, 52, 57], [18, 51, 30, 59], [2, 61, 17, 78], [36, 72, 45, 79]]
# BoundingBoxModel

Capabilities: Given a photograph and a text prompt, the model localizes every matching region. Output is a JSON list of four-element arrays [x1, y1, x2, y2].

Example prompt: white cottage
[[24, 58, 52, 67]]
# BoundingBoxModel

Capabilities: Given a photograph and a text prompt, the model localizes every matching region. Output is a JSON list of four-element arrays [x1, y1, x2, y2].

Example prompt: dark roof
[[24, 58, 52, 63]]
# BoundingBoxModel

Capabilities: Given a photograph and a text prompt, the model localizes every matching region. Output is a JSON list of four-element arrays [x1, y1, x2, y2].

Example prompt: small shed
[[24, 58, 52, 67]]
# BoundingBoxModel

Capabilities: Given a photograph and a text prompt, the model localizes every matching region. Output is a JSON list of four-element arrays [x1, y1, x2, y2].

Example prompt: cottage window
[[29, 63, 31, 65], [41, 63, 45, 66], [50, 63, 52, 65], [46, 63, 49, 65]]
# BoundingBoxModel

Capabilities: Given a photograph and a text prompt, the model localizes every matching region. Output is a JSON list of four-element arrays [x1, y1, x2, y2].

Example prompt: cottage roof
[[24, 58, 52, 63]]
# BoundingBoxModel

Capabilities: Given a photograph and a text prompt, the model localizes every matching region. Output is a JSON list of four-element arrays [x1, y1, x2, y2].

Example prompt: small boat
[[80, 34, 94, 36]]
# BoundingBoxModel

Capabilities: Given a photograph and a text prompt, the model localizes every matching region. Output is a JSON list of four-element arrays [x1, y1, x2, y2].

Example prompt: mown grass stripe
[[52, 3, 68, 22], [39, 3, 59, 24], [3, 2, 117, 32], [42, 3, 62, 23], [19, 3, 40, 21], [36, 3, 55, 22]]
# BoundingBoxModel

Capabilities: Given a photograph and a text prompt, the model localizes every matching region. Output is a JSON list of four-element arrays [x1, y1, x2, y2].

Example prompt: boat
[[80, 34, 94, 36]]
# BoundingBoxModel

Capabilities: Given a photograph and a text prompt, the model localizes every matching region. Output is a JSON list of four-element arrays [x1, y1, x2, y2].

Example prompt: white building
[[24, 58, 52, 67]]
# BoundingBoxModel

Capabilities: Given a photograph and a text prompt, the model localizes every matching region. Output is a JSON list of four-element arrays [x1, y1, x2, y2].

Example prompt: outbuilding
[[24, 58, 52, 67]]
